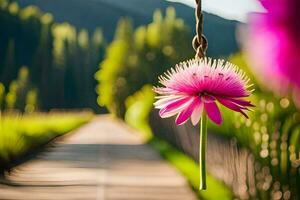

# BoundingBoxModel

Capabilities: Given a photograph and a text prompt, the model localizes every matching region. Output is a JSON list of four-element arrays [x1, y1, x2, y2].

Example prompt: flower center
[[198, 91, 208, 96]]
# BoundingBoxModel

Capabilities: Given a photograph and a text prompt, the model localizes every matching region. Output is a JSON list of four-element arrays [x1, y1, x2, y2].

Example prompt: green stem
[[199, 112, 207, 190]]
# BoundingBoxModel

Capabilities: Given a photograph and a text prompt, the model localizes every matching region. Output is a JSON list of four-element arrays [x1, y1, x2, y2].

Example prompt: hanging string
[[192, 0, 208, 58]]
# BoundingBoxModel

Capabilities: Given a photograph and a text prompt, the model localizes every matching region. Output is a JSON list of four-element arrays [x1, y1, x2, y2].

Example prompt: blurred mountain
[[16, 0, 239, 56]]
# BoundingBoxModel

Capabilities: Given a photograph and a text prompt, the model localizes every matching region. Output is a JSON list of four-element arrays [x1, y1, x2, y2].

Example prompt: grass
[[0, 111, 93, 169]]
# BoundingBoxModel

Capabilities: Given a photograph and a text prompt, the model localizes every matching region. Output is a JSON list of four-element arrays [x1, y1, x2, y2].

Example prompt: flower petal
[[191, 97, 203, 126], [159, 96, 192, 118], [217, 97, 249, 118], [226, 98, 255, 107], [175, 97, 199, 125], [203, 95, 216, 103], [153, 87, 176, 95], [154, 95, 185, 109], [204, 101, 222, 125]]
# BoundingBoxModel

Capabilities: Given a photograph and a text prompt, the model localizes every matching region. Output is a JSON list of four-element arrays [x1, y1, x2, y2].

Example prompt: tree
[[96, 18, 134, 117], [1, 39, 16, 85], [5, 66, 38, 111], [32, 13, 54, 109], [0, 83, 5, 110], [96, 8, 193, 117]]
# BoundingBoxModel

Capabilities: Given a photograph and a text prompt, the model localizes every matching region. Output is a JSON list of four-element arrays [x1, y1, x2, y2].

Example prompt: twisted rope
[[192, 0, 207, 58]]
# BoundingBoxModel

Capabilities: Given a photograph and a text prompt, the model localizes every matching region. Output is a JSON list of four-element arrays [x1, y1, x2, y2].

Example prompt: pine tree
[[32, 13, 53, 109], [2, 39, 16, 86], [0, 83, 5, 110], [92, 28, 104, 51], [77, 29, 90, 106]]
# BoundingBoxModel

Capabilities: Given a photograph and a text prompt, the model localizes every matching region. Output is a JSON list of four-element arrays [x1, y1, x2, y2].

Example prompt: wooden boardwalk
[[0, 116, 198, 200]]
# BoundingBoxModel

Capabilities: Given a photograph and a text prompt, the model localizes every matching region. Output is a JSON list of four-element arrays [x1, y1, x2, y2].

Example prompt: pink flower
[[246, 0, 300, 98], [153, 58, 254, 125]]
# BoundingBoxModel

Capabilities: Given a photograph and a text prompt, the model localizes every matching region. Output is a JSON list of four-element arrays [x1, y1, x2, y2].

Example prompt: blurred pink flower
[[247, 0, 300, 97], [153, 58, 254, 125]]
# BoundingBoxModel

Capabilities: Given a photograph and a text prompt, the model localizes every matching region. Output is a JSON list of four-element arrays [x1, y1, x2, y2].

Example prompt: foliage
[[0, 83, 5, 110], [0, 0, 105, 111], [209, 94, 300, 199], [3, 66, 38, 112], [0, 111, 93, 170], [125, 85, 155, 141], [96, 8, 193, 117]]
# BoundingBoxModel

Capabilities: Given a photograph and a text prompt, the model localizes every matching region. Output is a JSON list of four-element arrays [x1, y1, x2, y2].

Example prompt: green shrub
[[125, 85, 154, 140]]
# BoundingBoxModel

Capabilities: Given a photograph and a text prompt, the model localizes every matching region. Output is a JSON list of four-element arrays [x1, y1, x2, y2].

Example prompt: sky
[[168, 0, 264, 22]]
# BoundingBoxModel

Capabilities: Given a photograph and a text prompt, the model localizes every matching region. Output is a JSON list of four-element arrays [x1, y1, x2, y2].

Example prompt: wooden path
[[0, 116, 198, 200]]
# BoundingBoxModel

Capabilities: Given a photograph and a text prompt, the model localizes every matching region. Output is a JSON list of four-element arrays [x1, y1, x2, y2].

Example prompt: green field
[[0, 111, 93, 170]]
